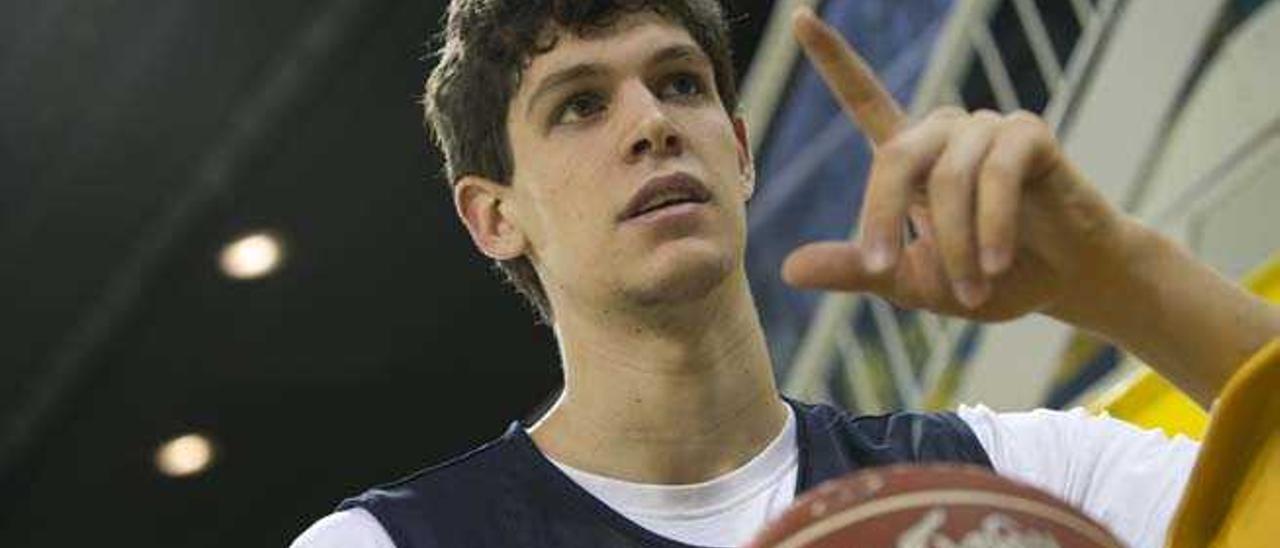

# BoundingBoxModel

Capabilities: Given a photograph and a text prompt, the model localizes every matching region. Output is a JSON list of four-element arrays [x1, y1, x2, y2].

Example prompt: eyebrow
[[523, 44, 712, 120]]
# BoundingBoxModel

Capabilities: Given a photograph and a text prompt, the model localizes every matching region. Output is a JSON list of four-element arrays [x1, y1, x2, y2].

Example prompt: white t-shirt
[[957, 405, 1200, 548], [545, 405, 799, 547], [290, 406, 1199, 548]]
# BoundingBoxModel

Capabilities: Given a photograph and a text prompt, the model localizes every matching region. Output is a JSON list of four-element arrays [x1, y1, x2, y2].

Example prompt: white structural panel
[[1059, 1, 1280, 411], [1135, 0, 1280, 278], [1062, 0, 1230, 206], [1193, 140, 1280, 278]]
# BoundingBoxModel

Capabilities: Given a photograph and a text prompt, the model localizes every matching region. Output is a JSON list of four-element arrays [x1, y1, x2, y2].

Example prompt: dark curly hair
[[424, 0, 739, 323]]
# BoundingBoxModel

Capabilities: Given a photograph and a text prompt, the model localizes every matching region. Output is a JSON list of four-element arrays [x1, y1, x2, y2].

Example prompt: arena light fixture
[[219, 231, 284, 280], [155, 433, 216, 478]]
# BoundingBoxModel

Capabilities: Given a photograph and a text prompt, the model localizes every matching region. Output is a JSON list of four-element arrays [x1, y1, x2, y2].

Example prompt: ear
[[454, 175, 528, 260], [732, 116, 756, 200]]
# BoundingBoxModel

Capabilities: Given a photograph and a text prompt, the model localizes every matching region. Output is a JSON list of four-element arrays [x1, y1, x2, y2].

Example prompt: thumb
[[782, 241, 883, 292]]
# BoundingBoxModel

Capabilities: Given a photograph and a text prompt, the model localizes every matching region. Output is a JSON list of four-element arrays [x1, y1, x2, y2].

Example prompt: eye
[[554, 92, 605, 125], [660, 72, 707, 101]]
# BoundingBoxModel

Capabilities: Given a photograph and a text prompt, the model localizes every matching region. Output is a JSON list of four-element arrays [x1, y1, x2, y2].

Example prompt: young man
[[291, 1, 1280, 546]]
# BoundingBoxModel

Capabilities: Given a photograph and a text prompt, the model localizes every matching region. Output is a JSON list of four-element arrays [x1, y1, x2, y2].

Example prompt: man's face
[[502, 11, 753, 313]]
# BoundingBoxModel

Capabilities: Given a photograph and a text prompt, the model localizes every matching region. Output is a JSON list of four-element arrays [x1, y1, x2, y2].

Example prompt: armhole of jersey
[[290, 507, 397, 548], [936, 410, 995, 469], [955, 405, 1003, 470]]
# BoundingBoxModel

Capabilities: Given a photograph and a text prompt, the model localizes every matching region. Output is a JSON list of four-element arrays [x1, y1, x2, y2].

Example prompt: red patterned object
[[747, 464, 1124, 548]]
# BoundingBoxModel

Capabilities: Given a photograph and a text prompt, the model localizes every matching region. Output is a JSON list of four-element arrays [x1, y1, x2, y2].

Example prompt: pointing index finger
[[792, 6, 906, 145]]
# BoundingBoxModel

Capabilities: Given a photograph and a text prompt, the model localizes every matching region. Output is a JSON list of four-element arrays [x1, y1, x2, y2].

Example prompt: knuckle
[[1004, 110, 1048, 133], [1005, 109, 1040, 123], [973, 109, 1002, 124], [1006, 115, 1059, 160], [929, 106, 967, 122], [876, 137, 914, 163]]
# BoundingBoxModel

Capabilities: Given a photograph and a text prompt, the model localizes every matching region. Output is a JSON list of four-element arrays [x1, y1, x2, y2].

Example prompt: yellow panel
[[1096, 372, 1207, 439], [1244, 251, 1280, 302]]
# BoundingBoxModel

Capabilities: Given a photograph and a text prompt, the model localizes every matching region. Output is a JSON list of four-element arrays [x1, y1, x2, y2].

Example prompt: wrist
[[1044, 217, 1167, 341], [1044, 217, 1279, 405]]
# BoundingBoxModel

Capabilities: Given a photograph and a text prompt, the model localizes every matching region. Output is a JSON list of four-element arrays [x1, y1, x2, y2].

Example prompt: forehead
[[518, 11, 704, 90]]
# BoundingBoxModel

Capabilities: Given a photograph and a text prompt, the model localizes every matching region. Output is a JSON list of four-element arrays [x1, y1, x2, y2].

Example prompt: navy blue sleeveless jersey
[[338, 398, 992, 547]]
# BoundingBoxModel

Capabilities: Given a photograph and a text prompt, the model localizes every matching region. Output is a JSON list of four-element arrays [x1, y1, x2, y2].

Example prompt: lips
[[618, 173, 712, 222]]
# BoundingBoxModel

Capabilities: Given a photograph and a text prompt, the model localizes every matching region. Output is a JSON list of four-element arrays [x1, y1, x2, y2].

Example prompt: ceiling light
[[219, 232, 283, 280], [155, 433, 216, 478]]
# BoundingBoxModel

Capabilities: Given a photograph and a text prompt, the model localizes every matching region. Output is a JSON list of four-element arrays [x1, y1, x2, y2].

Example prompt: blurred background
[[2, 0, 1277, 546]]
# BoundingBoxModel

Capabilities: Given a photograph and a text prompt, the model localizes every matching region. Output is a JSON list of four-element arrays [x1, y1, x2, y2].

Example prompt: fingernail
[[981, 248, 1009, 275], [864, 241, 893, 273], [953, 278, 989, 309]]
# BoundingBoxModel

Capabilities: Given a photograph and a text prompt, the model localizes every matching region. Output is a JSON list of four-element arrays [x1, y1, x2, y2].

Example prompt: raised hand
[[780, 7, 1132, 323]]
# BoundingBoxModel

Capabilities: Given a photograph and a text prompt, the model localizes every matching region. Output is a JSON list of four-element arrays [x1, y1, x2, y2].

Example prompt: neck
[[528, 271, 788, 485]]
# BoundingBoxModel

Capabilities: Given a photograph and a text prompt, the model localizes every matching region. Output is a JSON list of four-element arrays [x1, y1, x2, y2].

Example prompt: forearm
[[1049, 220, 1280, 408]]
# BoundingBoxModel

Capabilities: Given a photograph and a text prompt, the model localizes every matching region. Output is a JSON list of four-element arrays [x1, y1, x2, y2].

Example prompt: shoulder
[[790, 399, 991, 466], [332, 423, 533, 547], [800, 399, 973, 434], [290, 508, 395, 548], [340, 424, 524, 513]]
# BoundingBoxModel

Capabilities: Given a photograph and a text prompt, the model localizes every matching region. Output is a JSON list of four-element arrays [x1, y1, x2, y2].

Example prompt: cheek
[[690, 116, 745, 181], [522, 173, 613, 255]]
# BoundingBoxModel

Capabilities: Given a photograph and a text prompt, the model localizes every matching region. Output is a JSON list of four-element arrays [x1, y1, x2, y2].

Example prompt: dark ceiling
[[0, 0, 776, 545]]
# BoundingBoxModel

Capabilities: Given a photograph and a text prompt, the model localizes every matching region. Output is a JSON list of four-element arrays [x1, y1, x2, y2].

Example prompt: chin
[[621, 239, 739, 306]]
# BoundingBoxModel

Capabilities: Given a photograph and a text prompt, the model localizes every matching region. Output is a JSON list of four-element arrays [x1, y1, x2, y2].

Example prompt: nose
[[621, 85, 683, 163]]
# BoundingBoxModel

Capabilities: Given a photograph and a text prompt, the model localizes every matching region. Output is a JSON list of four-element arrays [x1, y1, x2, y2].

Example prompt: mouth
[[618, 172, 712, 222]]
